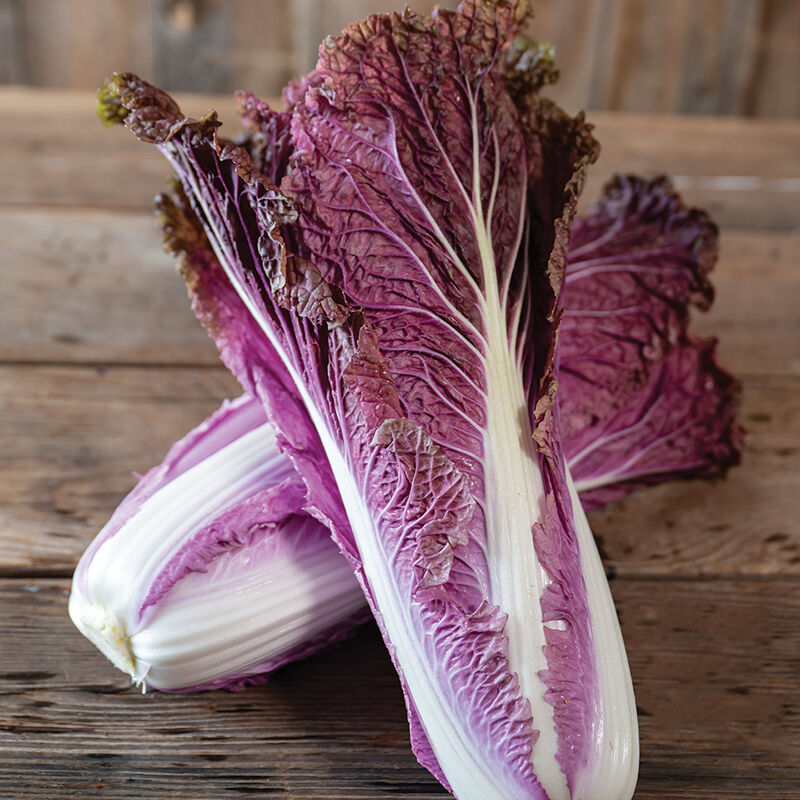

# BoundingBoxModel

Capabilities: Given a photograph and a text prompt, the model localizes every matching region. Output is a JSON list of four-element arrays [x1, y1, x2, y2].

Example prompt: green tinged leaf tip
[[504, 37, 560, 99], [97, 76, 128, 126]]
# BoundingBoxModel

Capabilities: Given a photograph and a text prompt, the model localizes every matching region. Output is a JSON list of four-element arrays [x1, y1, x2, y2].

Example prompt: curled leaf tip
[[509, 0, 534, 24], [97, 72, 185, 144], [504, 36, 560, 97], [97, 76, 128, 126]]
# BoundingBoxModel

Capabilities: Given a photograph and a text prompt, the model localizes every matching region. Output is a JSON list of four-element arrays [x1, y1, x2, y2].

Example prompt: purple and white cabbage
[[70, 174, 740, 696], [74, 2, 743, 797], [95, 11, 635, 798]]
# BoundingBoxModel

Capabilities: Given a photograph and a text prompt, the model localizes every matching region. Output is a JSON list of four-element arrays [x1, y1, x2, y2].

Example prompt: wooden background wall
[[0, 0, 798, 117]]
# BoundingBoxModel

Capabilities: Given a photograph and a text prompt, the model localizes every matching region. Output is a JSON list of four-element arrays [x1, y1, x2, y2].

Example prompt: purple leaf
[[562, 175, 742, 506]]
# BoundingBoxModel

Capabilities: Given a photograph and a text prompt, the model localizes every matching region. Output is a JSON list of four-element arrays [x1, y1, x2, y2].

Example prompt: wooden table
[[1, 87, 798, 799]]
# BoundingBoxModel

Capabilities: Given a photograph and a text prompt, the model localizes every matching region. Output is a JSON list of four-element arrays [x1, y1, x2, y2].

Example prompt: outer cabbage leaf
[[284, 8, 634, 799], [561, 175, 742, 508], [99, 3, 638, 798], [157, 172, 352, 550]]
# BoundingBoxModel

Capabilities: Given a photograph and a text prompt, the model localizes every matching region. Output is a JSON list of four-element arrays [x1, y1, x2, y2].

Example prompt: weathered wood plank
[[588, 112, 800, 179], [0, 365, 239, 574], [689, 229, 800, 378], [0, 0, 21, 84], [0, 578, 797, 798], [1, 206, 796, 375], [0, 207, 219, 366], [0, 583, 445, 799], [152, 0, 235, 95], [532, 0, 800, 119], [13, 0, 155, 90], [583, 114, 800, 231], [603, 0, 691, 113], [743, 0, 800, 118], [151, 0, 296, 96], [0, 365, 796, 577], [677, 0, 762, 116], [0, 87, 239, 212], [6, 0, 797, 118], [1, 88, 798, 228]]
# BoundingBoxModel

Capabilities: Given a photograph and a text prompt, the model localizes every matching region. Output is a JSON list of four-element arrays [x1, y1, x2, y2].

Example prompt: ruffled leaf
[[561, 175, 743, 506]]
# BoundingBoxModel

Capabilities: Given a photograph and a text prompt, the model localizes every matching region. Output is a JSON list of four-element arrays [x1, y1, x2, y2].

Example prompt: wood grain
[[1, 365, 796, 578], [151, 0, 294, 96], [678, 0, 761, 116], [13, 0, 154, 91], [742, 0, 800, 118], [689, 230, 800, 378], [0, 0, 21, 84], [531, 0, 800, 118], [1, 579, 798, 798], [3, 0, 798, 118], [584, 114, 800, 231], [0, 206, 218, 366], [2, 204, 797, 376], [1, 88, 798, 229], [0, 87, 237, 212], [0, 365, 239, 574]]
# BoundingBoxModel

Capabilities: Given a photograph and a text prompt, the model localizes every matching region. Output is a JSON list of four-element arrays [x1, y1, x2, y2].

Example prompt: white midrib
[[219, 296, 528, 799], [566, 474, 639, 800], [480, 236, 639, 800], [475, 210, 571, 800], [463, 110, 637, 798]]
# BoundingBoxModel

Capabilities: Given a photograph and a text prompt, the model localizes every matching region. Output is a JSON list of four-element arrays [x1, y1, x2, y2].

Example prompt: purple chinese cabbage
[[98, 3, 639, 798], [70, 173, 741, 696]]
